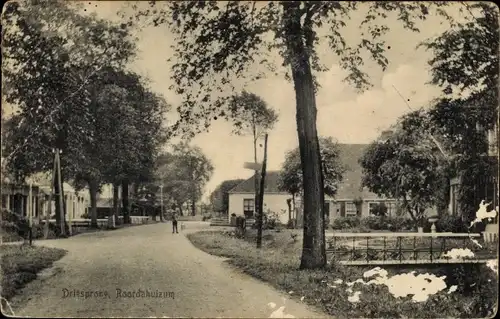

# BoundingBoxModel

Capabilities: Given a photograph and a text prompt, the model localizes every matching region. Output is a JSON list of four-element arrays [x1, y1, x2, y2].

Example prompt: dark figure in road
[[172, 215, 178, 234]]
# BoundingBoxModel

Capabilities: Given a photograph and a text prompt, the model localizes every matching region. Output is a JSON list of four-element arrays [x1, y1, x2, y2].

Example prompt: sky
[[4, 1, 471, 200]]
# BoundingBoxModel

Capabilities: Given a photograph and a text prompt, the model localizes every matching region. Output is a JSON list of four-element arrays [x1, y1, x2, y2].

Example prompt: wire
[[4, 65, 103, 166], [392, 85, 449, 159]]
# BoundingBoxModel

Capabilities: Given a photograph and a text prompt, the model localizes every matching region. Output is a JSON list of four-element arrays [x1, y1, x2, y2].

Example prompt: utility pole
[[45, 152, 58, 239], [256, 134, 268, 249], [54, 149, 66, 237]]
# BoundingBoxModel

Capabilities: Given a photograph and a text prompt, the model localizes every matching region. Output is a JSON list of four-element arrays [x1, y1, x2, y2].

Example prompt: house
[[1, 171, 90, 222], [93, 183, 122, 219], [2, 179, 43, 222], [39, 182, 90, 220], [228, 144, 403, 226]]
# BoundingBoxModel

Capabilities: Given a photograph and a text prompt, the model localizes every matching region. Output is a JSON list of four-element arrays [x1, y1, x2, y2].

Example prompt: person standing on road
[[172, 214, 179, 234]]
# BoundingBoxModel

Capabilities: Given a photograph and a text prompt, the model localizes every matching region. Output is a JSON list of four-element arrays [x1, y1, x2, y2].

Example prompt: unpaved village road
[[11, 222, 327, 318]]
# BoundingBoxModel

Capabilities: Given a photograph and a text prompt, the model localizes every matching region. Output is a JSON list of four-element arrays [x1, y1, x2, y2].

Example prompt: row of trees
[[130, 1, 496, 268], [155, 143, 214, 216], [2, 0, 169, 231]]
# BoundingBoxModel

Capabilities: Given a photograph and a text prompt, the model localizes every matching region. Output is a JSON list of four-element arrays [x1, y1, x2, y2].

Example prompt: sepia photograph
[[0, 0, 498, 318]]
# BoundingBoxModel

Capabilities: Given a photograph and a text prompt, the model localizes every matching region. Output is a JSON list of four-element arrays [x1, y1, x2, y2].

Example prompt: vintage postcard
[[1, 0, 498, 318]]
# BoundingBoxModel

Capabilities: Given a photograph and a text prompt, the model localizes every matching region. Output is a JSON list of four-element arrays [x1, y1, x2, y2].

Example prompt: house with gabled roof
[[228, 144, 401, 226]]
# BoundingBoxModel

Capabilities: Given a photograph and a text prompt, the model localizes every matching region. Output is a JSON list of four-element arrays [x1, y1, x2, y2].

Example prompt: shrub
[[361, 216, 387, 230], [331, 217, 361, 230], [436, 264, 498, 317], [263, 210, 281, 229], [1, 208, 30, 238], [434, 214, 468, 233]]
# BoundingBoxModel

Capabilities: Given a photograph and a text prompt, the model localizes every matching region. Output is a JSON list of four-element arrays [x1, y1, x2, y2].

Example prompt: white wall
[[228, 193, 293, 224], [40, 184, 90, 219], [99, 184, 121, 200]]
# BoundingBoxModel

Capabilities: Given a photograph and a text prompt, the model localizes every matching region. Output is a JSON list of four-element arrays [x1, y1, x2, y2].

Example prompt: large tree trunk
[[122, 180, 130, 224], [191, 197, 196, 216], [53, 153, 62, 235], [109, 182, 119, 228], [89, 179, 99, 228], [287, 198, 292, 222], [283, 3, 326, 269]]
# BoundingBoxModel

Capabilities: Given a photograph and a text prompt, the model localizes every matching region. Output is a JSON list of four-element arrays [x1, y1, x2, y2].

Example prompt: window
[[368, 202, 378, 216], [243, 199, 254, 218], [345, 202, 357, 216], [385, 202, 397, 216], [369, 202, 391, 216]]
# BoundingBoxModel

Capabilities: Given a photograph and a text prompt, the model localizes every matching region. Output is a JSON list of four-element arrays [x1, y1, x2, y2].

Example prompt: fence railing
[[326, 232, 496, 266]]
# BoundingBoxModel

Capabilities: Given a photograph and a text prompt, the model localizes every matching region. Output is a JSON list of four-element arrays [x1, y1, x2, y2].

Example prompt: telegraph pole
[[256, 134, 268, 249], [53, 149, 66, 237]]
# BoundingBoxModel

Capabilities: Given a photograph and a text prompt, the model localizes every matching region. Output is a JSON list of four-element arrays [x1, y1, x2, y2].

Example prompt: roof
[[228, 171, 282, 194], [229, 144, 386, 200], [335, 144, 378, 200]]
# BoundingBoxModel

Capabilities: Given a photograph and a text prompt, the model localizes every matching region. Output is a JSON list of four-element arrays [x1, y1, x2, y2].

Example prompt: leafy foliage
[[210, 179, 245, 214], [156, 143, 214, 215], [421, 2, 498, 99], [360, 111, 450, 226], [2, 0, 170, 228], [130, 0, 459, 268], [421, 2, 499, 221], [2, 0, 136, 180], [229, 91, 278, 138], [129, 1, 453, 137], [279, 137, 346, 197]]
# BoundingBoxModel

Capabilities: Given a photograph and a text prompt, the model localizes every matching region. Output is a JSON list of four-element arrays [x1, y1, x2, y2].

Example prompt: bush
[[436, 264, 498, 317], [434, 214, 468, 233], [31, 223, 57, 239], [1, 208, 30, 238], [263, 210, 281, 229], [331, 216, 361, 230], [361, 216, 387, 230]]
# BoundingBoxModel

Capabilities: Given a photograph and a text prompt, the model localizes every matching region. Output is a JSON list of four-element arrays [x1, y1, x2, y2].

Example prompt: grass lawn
[[188, 229, 498, 318], [1, 244, 67, 302]]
